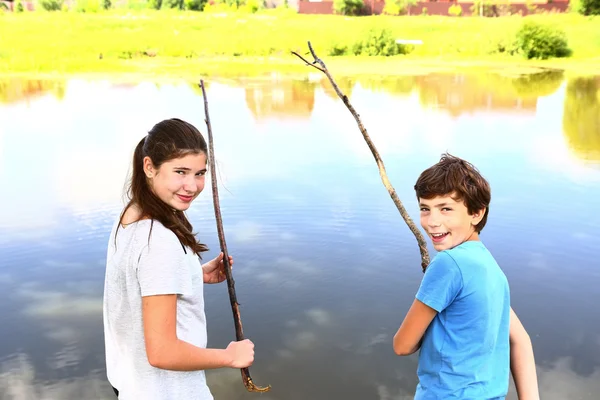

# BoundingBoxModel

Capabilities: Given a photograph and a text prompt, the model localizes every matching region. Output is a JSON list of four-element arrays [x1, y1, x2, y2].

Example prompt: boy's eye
[[420, 208, 429, 212], [442, 207, 452, 212]]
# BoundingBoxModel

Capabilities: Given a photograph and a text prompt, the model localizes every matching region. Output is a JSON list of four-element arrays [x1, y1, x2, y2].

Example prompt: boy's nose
[[427, 216, 441, 228]]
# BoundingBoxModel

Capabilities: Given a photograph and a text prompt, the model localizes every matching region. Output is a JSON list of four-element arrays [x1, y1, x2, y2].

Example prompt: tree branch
[[199, 79, 271, 392], [291, 42, 431, 272]]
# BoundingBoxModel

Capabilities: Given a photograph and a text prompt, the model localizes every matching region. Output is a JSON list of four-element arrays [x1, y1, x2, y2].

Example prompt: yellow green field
[[1, 10, 599, 79]]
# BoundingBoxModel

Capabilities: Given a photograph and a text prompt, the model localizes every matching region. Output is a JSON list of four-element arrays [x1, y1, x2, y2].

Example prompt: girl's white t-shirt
[[103, 219, 214, 400]]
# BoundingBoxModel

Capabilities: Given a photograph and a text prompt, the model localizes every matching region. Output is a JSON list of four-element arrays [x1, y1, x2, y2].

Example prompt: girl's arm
[[142, 294, 254, 371], [509, 307, 540, 400]]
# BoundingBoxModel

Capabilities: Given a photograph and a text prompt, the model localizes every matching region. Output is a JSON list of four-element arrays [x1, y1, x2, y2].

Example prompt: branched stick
[[199, 80, 271, 393], [291, 43, 431, 272]]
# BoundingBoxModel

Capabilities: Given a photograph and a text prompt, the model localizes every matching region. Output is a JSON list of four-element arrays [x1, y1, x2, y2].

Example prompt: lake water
[[0, 71, 599, 400]]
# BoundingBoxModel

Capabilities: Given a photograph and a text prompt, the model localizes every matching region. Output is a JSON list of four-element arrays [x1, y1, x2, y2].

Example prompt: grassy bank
[[1, 11, 600, 78]]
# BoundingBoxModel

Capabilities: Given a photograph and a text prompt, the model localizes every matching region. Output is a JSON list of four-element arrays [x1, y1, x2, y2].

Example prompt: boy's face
[[419, 194, 484, 252]]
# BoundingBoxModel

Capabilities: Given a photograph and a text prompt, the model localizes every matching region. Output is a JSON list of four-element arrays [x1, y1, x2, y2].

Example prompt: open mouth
[[430, 232, 449, 243]]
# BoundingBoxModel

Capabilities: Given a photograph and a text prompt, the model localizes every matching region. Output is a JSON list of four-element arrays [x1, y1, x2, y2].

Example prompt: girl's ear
[[143, 156, 155, 178]]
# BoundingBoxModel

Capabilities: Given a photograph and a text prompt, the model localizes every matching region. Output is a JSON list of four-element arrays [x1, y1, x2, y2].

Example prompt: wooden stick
[[199, 79, 271, 393], [291, 43, 431, 272]]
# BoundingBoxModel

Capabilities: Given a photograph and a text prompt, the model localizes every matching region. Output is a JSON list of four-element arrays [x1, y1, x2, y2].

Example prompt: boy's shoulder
[[441, 241, 501, 274]]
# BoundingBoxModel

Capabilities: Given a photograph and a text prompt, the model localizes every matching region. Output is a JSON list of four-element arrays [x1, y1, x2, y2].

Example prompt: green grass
[[1, 10, 599, 79]]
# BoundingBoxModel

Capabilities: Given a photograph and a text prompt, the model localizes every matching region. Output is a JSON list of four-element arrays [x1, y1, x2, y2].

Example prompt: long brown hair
[[117, 118, 209, 255]]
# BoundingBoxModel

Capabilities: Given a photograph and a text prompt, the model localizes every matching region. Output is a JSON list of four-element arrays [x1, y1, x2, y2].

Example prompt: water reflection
[[563, 76, 600, 163], [1, 73, 599, 400], [416, 71, 564, 116], [245, 79, 316, 121], [0, 79, 65, 104]]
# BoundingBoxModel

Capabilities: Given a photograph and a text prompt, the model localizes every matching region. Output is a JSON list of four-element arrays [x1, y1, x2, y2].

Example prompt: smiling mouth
[[177, 194, 193, 202], [431, 232, 449, 242]]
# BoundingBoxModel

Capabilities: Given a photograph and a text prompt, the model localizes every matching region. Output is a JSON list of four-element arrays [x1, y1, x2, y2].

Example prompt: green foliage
[[328, 42, 349, 56], [352, 27, 410, 56], [39, 0, 63, 11], [148, 0, 162, 9], [578, 0, 600, 14], [333, 0, 364, 16], [162, 0, 184, 8], [184, 0, 206, 10], [514, 20, 570, 59], [102, 0, 112, 10], [421, 6, 427, 15], [448, 3, 462, 16], [15, 0, 25, 12]]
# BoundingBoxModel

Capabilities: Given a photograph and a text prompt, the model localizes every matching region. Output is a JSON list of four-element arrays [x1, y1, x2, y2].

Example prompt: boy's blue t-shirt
[[415, 240, 510, 400]]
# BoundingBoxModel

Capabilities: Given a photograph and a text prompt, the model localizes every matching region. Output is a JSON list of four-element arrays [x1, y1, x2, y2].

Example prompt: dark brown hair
[[414, 153, 491, 233], [117, 118, 209, 255]]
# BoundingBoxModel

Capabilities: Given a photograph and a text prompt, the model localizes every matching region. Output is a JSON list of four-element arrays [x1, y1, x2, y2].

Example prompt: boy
[[393, 154, 539, 400]]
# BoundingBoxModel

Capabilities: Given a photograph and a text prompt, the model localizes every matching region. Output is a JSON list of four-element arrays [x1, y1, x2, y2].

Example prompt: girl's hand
[[203, 252, 232, 284]]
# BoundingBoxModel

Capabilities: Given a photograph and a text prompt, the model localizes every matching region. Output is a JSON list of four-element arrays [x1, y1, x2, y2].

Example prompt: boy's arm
[[393, 299, 437, 356], [510, 307, 540, 400]]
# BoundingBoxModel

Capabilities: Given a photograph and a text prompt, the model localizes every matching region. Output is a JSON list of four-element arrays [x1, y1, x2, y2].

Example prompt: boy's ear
[[471, 208, 486, 226]]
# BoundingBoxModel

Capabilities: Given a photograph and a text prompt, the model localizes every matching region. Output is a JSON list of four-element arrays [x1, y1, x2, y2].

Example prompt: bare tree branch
[[199, 79, 271, 392], [292, 42, 431, 272]]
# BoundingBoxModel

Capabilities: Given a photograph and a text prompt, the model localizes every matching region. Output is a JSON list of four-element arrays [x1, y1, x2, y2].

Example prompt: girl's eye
[[176, 171, 186, 175], [196, 171, 206, 176]]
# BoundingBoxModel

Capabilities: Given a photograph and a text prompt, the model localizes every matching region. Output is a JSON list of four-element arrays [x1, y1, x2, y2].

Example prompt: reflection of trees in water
[[562, 76, 600, 163], [320, 76, 355, 101], [0, 79, 65, 104], [512, 70, 564, 98], [245, 79, 316, 120], [416, 71, 564, 117], [354, 76, 416, 97]]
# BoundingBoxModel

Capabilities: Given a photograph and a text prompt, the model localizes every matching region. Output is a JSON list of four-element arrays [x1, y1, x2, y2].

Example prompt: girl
[[103, 118, 255, 399]]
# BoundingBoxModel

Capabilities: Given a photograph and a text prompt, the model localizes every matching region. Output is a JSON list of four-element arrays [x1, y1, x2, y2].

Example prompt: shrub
[[333, 0, 364, 15], [448, 3, 462, 15], [148, 0, 162, 8], [352, 28, 411, 56], [184, 0, 206, 9], [39, 0, 63, 10], [579, 0, 600, 14], [162, 0, 184, 8], [514, 20, 570, 59], [328, 43, 349, 56]]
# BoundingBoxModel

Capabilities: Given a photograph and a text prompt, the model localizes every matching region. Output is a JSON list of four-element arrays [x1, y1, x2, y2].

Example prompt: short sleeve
[[136, 223, 193, 297], [416, 252, 463, 313]]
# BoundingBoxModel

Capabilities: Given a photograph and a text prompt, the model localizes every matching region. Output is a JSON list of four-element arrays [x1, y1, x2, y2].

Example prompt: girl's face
[[144, 152, 207, 211]]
